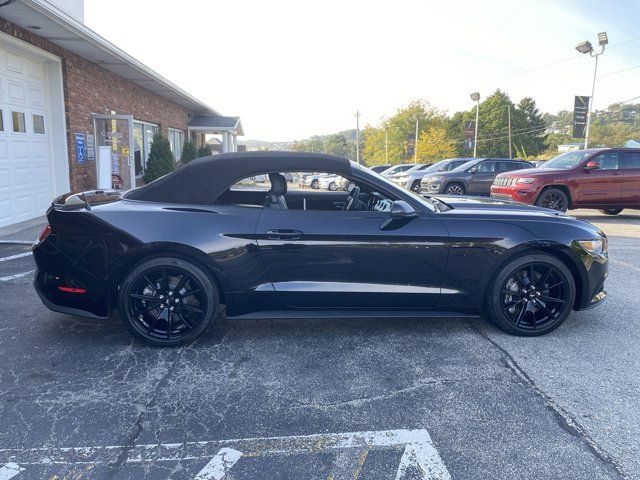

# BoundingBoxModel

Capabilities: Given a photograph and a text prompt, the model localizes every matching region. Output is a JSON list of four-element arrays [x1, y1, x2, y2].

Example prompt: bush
[[143, 133, 175, 183], [180, 139, 198, 165], [197, 144, 213, 157]]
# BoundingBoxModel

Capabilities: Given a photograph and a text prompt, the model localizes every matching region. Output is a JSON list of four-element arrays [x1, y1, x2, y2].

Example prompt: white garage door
[[0, 44, 52, 228]]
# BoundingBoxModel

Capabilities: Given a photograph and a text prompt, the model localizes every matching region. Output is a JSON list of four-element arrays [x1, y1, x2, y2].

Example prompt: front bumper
[[419, 182, 444, 194], [490, 185, 540, 204]]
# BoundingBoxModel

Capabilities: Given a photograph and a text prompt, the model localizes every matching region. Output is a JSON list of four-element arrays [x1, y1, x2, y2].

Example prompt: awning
[[188, 115, 244, 136]]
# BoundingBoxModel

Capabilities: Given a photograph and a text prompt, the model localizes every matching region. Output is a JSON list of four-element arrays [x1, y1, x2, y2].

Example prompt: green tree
[[180, 139, 198, 165], [514, 97, 547, 157], [197, 144, 213, 157], [143, 133, 174, 183]]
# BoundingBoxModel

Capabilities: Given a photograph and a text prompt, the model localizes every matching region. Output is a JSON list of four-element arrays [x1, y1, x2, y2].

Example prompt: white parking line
[[194, 448, 242, 480], [0, 270, 34, 282], [0, 463, 24, 480], [0, 252, 31, 262], [0, 429, 449, 479]]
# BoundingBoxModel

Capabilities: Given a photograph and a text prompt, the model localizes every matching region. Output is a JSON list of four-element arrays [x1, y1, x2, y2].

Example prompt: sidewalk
[[0, 216, 47, 244]]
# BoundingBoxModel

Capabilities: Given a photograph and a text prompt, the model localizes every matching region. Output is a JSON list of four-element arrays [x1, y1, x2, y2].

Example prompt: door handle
[[611, 171, 621, 176], [266, 229, 303, 240]]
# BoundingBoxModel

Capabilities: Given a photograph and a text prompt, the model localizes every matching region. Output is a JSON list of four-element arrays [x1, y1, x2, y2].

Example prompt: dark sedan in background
[[33, 152, 608, 346], [420, 158, 534, 196]]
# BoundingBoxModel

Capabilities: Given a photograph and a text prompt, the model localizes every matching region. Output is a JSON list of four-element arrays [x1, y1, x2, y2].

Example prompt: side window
[[593, 152, 619, 170], [621, 152, 640, 169], [33, 114, 45, 134], [499, 161, 519, 172], [476, 161, 496, 173], [11, 111, 26, 133]]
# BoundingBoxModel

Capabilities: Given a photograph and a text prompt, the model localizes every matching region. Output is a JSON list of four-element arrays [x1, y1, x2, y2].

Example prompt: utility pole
[[470, 92, 481, 157], [414, 116, 419, 163], [508, 106, 513, 159], [355, 110, 360, 164]]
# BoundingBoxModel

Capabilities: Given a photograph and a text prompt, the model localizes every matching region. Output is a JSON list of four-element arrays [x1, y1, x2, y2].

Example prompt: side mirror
[[584, 161, 600, 171], [390, 200, 418, 218]]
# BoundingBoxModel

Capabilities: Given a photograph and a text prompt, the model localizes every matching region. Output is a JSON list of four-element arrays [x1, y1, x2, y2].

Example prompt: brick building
[[0, 0, 243, 228]]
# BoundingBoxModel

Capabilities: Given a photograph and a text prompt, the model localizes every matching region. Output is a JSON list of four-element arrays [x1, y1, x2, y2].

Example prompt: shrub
[[180, 139, 198, 165], [197, 144, 213, 157], [143, 133, 175, 183]]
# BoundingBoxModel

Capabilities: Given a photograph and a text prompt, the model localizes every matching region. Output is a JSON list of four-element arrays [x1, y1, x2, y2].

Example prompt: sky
[[84, 0, 640, 142]]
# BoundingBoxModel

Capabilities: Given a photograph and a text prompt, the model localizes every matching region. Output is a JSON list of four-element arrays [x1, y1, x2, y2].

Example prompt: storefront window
[[168, 128, 184, 162], [133, 121, 158, 176]]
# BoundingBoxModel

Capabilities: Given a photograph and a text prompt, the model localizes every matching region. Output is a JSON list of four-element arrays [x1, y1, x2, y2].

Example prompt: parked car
[[34, 152, 608, 346], [300, 173, 328, 189], [318, 174, 346, 191], [398, 158, 471, 192], [420, 158, 534, 196], [388, 164, 427, 182], [491, 148, 640, 213], [380, 164, 415, 177], [369, 165, 391, 173]]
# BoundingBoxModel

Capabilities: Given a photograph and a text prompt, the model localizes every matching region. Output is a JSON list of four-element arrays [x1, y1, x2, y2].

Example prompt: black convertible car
[[33, 152, 608, 346]]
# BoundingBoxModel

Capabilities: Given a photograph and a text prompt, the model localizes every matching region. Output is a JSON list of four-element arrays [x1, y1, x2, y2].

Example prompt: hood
[[433, 194, 570, 217], [496, 167, 566, 178]]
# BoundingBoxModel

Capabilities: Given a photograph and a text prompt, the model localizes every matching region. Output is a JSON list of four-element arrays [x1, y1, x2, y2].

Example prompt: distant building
[[557, 143, 582, 152]]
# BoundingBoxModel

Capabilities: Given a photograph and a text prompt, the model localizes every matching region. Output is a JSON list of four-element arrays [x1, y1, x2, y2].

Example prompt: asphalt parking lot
[[0, 210, 638, 479]]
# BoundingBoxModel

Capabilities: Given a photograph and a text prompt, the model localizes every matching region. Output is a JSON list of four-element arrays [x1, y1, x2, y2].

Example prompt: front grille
[[494, 177, 517, 187]]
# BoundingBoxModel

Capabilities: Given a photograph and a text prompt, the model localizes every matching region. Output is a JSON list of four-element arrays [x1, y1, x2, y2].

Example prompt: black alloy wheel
[[600, 208, 623, 216], [486, 254, 575, 336], [445, 183, 465, 195], [536, 188, 569, 212], [119, 257, 218, 346]]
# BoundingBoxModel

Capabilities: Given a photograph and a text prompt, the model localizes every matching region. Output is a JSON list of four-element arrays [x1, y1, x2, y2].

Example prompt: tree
[[416, 126, 458, 163], [197, 144, 213, 157], [180, 139, 198, 165], [143, 133, 175, 183], [514, 97, 547, 157]]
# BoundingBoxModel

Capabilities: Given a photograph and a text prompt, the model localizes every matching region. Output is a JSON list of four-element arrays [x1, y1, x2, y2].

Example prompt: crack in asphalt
[[104, 347, 185, 480], [472, 323, 628, 480]]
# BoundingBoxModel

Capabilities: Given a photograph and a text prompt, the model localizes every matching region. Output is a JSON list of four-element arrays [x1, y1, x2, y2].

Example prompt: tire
[[411, 180, 421, 193], [118, 256, 219, 346], [311, 180, 319, 189], [485, 253, 575, 336], [600, 208, 623, 215], [444, 182, 465, 195], [535, 188, 569, 212], [328, 182, 337, 191]]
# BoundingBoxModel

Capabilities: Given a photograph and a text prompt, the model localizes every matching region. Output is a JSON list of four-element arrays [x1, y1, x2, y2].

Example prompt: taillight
[[38, 224, 51, 242]]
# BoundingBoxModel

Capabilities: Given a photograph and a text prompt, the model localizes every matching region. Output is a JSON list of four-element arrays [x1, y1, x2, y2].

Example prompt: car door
[[574, 151, 623, 206], [620, 151, 640, 205], [468, 160, 498, 195], [255, 207, 450, 309]]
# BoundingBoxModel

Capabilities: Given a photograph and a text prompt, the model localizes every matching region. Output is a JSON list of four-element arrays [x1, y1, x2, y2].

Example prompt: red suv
[[490, 148, 640, 214]]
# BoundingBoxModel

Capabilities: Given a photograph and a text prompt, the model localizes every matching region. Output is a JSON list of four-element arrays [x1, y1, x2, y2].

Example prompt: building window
[[133, 120, 158, 176], [11, 111, 26, 133], [168, 128, 185, 162], [33, 114, 45, 134]]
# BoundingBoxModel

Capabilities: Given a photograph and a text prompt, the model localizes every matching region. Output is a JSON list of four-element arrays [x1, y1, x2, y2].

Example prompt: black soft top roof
[[124, 151, 352, 205]]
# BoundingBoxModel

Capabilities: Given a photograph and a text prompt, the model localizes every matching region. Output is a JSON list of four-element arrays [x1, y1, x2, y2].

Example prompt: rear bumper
[[34, 274, 107, 319]]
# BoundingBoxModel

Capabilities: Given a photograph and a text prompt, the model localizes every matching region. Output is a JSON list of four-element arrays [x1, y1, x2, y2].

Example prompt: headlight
[[516, 178, 535, 184], [577, 238, 607, 256]]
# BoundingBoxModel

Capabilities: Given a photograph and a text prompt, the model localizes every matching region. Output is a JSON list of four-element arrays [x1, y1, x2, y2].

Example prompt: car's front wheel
[[411, 180, 421, 193], [444, 182, 465, 195], [118, 256, 219, 346], [485, 254, 575, 336], [328, 182, 338, 191], [311, 180, 319, 189], [600, 208, 623, 215], [535, 188, 569, 212]]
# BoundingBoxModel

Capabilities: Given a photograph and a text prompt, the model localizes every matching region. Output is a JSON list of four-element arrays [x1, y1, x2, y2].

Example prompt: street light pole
[[470, 92, 481, 158], [355, 110, 361, 164], [576, 32, 607, 149]]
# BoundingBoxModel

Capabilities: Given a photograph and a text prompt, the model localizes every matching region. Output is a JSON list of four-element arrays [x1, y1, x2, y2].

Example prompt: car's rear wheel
[[118, 257, 218, 346], [444, 182, 465, 195], [600, 208, 623, 215], [485, 254, 575, 336], [535, 188, 568, 212], [328, 182, 338, 191], [311, 179, 319, 189]]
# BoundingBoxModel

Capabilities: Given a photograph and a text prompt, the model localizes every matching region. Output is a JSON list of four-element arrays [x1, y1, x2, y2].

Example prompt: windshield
[[540, 151, 594, 169], [403, 164, 425, 174], [452, 159, 481, 172]]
